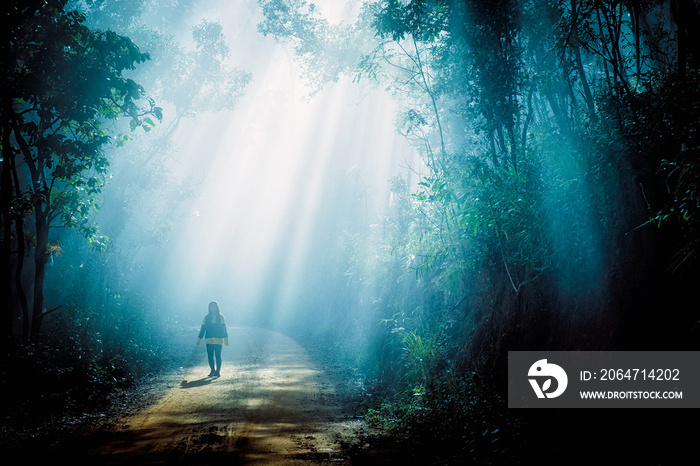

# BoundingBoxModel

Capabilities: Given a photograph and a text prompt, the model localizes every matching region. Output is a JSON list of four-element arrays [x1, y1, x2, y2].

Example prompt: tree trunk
[[0, 133, 14, 346], [8, 144, 30, 342], [571, 35, 596, 121], [31, 209, 49, 340], [0, 95, 16, 347]]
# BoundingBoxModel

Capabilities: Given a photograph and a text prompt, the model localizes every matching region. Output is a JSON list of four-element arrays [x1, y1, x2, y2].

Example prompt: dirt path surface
[[84, 326, 365, 464]]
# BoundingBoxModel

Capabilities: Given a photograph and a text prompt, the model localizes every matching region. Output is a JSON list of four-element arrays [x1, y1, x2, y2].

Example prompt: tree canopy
[[257, 0, 700, 458], [2, 0, 699, 462], [1, 0, 160, 341]]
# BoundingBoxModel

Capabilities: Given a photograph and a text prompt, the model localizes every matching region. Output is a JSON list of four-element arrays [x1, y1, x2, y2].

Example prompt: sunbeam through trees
[[2, 0, 699, 464]]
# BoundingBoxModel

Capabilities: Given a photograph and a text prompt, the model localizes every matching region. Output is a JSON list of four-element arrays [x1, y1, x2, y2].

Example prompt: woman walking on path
[[197, 300, 229, 377]]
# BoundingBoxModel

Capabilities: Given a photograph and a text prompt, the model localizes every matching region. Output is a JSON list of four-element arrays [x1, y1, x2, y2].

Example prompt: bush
[[0, 304, 175, 439]]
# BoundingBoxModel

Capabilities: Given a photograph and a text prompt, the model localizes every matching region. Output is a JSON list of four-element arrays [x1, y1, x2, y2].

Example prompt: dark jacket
[[198, 313, 228, 342]]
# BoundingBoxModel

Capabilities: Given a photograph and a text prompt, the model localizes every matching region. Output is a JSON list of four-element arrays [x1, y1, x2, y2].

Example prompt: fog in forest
[[3, 0, 699, 463], [97, 0, 417, 330]]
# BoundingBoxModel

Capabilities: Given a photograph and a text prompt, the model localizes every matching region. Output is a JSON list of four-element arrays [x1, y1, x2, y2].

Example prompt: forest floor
[[19, 326, 386, 464]]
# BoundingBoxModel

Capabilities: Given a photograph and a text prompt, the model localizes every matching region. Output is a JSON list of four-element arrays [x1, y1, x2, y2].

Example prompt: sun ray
[[155, 4, 417, 325]]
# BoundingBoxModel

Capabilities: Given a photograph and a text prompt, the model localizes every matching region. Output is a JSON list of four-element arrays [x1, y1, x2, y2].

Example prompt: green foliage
[[271, 0, 700, 460], [1, 0, 695, 460], [372, 0, 448, 42], [364, 370, 517, 463], [402, 330, 438, 387], [158, 19, 251, 118], [1, 0, 251, 442], [257, 0, 365, 97], [0, 0, 165, 341], [615, 68, 700, 270], [0, 301, 170, 433]]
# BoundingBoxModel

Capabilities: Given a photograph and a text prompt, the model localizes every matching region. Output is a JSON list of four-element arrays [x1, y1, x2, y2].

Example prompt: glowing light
[[156, 0, 417, 325]]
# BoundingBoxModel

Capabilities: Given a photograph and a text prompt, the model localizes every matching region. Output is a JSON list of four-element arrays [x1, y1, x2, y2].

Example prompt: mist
[[2, 0, 699, 463], [99, 0, 418, 331]]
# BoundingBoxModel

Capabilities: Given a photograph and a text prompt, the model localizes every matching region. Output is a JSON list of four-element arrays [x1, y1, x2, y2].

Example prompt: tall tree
[[0, 0, 159, 342]]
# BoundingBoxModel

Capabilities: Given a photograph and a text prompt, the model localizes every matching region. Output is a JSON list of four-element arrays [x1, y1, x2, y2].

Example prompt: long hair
[[207, 300, 222, 323]]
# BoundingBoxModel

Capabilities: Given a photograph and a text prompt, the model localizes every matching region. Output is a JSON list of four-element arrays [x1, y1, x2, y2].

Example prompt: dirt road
[[84, 326, 364, 464]]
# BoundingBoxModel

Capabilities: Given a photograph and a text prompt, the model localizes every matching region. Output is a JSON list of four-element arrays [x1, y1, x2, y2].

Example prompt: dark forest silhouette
[[2, 1, 699, 463]]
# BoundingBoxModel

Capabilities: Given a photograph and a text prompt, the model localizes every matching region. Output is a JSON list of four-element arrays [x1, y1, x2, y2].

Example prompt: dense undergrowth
[[0, 305, 191, 446], [314, 62, 700, 462], [2, 1, 699, 464]]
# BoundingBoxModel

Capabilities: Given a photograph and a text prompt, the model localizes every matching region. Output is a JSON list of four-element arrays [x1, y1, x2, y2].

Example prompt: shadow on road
[[61, 327, 360, 464], [179, 377, 217, 388]]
